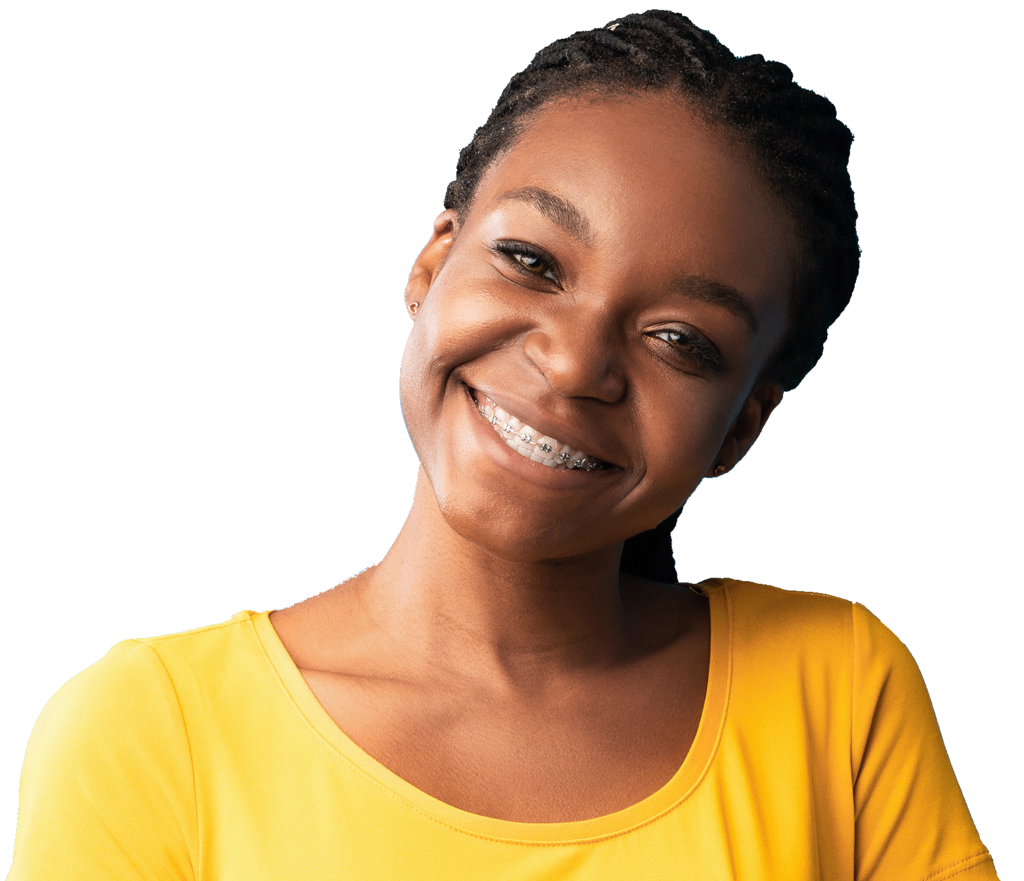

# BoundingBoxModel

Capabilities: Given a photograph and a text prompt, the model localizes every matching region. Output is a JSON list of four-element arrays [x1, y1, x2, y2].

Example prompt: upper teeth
[[473, 392, 605, 471]]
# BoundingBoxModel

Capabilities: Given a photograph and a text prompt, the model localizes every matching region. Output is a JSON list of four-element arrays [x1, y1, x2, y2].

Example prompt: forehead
[[464, 92, 797, 334]]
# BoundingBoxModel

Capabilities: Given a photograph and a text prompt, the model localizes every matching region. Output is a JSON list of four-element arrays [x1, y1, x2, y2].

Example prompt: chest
[[299, 644, 709, 823]]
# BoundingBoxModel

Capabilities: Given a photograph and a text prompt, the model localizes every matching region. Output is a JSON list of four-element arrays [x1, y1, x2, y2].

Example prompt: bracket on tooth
[[478, 403, 599, 470]]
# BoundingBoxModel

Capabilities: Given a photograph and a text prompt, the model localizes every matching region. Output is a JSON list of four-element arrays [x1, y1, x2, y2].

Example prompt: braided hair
[[443, 11, 859, 583]]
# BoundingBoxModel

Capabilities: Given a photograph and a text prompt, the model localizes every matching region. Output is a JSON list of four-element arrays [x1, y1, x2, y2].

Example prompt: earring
[[408, 301, 419, 316], [713, 464, 726, 477]]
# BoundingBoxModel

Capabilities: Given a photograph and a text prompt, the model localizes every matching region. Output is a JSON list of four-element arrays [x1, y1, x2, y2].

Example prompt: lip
[[459, 386, 620, 490], [462, 382, 624, 471]]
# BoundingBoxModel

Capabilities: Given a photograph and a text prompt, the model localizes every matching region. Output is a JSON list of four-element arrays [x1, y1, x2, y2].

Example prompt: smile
[[471, 391, 608, 471]]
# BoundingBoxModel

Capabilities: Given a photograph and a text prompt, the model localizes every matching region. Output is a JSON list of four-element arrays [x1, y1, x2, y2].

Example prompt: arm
[[851, 604, 998, 881], [8, 641, 198, 880]]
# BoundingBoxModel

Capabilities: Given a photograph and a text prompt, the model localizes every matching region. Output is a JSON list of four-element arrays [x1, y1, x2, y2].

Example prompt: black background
[[9, 5, 999, 860]]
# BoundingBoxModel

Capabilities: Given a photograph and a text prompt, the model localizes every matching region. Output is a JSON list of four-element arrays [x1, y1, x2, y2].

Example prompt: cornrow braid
[[443, 10, 859, 583]]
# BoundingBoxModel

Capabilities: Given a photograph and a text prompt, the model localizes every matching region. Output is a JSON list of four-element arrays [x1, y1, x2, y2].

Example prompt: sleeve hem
[[922, 851, 996, 881]]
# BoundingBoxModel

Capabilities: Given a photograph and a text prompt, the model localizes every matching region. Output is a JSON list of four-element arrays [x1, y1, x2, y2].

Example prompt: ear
[[405, 209, 458, 316], [707, 381, 784, 477]]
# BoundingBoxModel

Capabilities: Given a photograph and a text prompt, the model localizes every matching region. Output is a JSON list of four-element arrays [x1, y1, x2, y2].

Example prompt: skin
[[272, 91, 797, 823]]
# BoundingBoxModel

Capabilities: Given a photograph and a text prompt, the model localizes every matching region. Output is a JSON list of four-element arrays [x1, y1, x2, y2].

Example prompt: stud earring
[[713, 464, 726, 477], [408, 301, 419, 316]]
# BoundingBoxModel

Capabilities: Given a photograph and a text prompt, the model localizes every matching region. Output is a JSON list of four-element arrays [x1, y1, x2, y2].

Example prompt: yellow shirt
[[8, 580, 998, 880]]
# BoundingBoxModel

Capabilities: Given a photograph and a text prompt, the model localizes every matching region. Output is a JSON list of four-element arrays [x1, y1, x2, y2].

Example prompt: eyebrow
[[674, 275, 761, 333], [497, 185, 761, 333], [497, 186, 594, 245]]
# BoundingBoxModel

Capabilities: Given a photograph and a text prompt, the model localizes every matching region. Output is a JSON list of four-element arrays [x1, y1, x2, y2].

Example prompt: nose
[[521, 312, 627, 403]]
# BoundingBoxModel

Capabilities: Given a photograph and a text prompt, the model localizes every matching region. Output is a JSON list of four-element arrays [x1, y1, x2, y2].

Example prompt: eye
[[650, 327, 724, 371], [492, 240, 560, 284]]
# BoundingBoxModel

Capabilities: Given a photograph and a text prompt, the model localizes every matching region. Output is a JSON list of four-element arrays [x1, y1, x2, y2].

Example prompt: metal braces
[[477, 405, 602, 470]]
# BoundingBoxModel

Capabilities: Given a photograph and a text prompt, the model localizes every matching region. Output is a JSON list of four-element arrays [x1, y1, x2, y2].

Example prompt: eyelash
[[492, 240, 560, 284], [649, 328, 724, 371], [491, 240, 723, 372]]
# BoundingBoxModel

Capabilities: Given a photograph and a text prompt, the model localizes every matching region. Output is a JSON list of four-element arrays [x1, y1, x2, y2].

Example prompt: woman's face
[[400, 91, 797, 563]]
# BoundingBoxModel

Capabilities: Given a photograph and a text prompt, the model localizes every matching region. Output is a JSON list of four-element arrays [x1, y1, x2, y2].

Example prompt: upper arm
[[851, 604, 997, 881], [8, 641, 198, 880]]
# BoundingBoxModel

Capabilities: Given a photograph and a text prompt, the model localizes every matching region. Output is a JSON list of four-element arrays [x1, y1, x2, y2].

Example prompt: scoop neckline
[[247, 579, 733, 844]]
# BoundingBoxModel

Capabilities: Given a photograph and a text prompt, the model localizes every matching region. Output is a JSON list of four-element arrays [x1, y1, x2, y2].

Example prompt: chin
[[432, 492, 613, 565]]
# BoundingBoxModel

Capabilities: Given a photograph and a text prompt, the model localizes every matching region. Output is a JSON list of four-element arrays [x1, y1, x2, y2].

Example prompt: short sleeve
[[8, 641, 198, 880], [851, 604, 998, 881]]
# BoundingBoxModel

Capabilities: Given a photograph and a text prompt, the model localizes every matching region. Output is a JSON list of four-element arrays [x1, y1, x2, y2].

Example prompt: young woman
[[6, 10, 1000, 880]]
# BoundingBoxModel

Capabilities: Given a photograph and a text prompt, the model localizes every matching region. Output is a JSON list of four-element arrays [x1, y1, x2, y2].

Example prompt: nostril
[[522, 330, 626, 403]]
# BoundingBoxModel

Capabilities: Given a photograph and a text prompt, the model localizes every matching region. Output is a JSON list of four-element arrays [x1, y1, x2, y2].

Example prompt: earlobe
[[404, 209, 458, 317], [707, 382, 784, 477]]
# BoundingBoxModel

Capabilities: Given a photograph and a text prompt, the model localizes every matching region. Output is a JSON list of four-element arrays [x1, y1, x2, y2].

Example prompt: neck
[[354, 471, 645, 684]]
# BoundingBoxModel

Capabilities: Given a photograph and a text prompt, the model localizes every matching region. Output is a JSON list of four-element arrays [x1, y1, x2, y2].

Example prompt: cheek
[[648, 366, 738, 449], [631, 384, 740, 517], [397, 317, 434, 456], [399, 262, 489, 488]]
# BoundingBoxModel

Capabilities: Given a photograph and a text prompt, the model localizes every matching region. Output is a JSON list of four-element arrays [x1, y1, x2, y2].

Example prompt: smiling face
[[400, 92, 797, 563]]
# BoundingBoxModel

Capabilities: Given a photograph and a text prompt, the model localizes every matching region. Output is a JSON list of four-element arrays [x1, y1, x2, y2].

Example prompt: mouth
[[469, 388, 611, 472]]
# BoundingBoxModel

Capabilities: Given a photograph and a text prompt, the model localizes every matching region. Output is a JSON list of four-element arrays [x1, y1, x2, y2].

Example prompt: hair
[[443, 10, 859, 583], [446, 10, 858, 390]]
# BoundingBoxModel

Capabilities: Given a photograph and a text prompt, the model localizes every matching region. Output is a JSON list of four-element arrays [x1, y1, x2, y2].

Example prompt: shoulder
[[699, 577, 920, 676], [699, 577, 856, 648], [6, 619, 266, 877], [11, 613, 268, 875], [29, 612, 263, 765]]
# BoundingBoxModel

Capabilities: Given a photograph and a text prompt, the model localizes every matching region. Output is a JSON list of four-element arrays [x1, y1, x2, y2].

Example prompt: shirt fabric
[[7, 579, 999, 880]]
